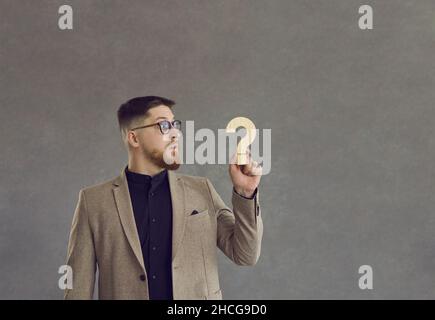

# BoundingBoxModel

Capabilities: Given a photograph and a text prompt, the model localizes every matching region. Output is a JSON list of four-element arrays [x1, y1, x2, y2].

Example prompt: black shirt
[[125, 166, 173, 300]]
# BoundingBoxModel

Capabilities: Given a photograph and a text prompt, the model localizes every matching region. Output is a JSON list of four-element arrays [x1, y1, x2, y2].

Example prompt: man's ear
[[127, 131, 139, 147]]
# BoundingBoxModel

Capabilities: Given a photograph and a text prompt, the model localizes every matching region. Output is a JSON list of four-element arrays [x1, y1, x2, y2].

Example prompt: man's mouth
[[168, 143, 178, 150]]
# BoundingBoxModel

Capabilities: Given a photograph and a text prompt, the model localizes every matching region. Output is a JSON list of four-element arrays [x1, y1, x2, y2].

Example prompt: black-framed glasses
[[130, 120, 182, 135]]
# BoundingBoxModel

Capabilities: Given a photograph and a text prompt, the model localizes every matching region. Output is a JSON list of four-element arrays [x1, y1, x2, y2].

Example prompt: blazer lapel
[[112, 167, 187, 269], [112, 167, 145, 272], [168, 170, 186, 261]]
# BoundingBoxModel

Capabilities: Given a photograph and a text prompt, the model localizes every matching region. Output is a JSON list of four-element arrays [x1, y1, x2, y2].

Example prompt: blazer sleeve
[[64, 189, 96, 300], [205, 179, 263, 266]]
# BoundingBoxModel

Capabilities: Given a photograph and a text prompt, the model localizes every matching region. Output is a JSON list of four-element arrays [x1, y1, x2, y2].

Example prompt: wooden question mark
[[226, 117, 257, 165]]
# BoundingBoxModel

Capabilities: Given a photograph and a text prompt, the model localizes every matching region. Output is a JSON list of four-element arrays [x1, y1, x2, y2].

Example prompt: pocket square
[[191, 210, 199, 215]]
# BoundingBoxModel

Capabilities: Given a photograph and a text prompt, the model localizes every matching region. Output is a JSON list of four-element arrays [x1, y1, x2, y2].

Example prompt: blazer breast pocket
[[187, 209, 209, 221]]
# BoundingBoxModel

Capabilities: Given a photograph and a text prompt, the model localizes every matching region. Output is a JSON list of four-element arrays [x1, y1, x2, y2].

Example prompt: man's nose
[[168, 127, 180, 141]]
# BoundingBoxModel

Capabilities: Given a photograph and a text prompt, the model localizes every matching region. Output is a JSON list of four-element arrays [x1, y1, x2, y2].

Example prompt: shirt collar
[[125, 165, 168, 188]]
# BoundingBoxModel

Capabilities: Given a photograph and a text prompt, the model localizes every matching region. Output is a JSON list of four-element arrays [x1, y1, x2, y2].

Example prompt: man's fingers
[[230, 149, 253, 165], [242, 160, 263, 176], [251, 161, 263, 176], [230, 150, 262, 175]]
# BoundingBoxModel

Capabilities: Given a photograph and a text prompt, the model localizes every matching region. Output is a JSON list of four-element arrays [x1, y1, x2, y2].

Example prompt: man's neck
[[128, 159, 164, 177]]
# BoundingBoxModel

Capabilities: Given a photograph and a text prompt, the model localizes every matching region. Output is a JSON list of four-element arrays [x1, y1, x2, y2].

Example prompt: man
[[64, 96, 263, 300]]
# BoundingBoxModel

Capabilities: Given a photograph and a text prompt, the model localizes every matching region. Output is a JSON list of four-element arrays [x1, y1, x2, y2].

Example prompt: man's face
[[128, 104, 181, 170]]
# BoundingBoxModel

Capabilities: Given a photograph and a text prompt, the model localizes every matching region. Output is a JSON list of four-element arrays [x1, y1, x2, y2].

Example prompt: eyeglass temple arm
[[130, 123, 156, 131]]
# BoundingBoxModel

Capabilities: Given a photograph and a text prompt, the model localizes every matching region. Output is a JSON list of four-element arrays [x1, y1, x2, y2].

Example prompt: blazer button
[[139, 274, 146, 281]]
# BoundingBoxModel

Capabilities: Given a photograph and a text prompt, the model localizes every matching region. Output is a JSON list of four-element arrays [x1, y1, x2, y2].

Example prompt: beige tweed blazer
[[64, 167, 263, 300]]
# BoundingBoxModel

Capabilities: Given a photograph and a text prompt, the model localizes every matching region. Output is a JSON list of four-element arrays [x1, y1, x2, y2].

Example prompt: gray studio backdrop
[[1, 0, 435, 299]]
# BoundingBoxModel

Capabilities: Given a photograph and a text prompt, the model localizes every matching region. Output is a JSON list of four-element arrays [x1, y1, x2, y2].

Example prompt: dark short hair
[[117, 96, 175, 134]]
